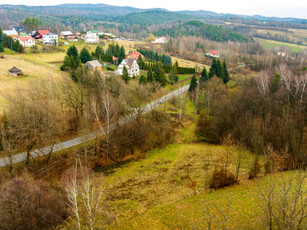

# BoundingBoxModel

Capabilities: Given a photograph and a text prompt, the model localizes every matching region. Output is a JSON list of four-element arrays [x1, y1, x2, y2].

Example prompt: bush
[[248, 156, 261, 179], [209, 166, 237, 189], [0, 176, 66, 229]]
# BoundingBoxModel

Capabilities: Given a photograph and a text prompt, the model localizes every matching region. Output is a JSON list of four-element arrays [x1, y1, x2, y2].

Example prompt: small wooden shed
[[9, 67, 23, 76], [84, 60, 103, 72]]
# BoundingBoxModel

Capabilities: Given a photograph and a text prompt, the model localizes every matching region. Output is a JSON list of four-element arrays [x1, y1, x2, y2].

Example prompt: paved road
[[0, 85, 189, 167]]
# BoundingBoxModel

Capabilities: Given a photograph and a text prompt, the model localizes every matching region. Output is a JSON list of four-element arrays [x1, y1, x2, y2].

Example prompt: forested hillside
[[110, 10, 196, 25], [155, 20, 250, 42]]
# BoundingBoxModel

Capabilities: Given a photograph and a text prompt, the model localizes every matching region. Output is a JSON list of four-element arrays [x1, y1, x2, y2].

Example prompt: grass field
[[96, 142, 305, 229], [0, 55, 67, 112], [255, 37, 307, 53]]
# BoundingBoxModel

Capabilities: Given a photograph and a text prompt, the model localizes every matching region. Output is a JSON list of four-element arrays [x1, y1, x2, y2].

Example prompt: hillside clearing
[[255, 37, 307, 52]]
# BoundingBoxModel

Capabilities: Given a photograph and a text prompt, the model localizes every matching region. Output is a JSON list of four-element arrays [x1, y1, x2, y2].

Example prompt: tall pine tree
[[200, 67, 209, 81], [80, 47, 92, 64], [221, 61, 229, 83], [189, 75, 198, 92], [122, 66, 129, 84]]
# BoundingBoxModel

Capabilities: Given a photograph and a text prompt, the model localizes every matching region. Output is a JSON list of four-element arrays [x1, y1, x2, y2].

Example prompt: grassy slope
[[100, 142, 304, 229], [255, 37, 307, 52], [99, 129, 264, 229]]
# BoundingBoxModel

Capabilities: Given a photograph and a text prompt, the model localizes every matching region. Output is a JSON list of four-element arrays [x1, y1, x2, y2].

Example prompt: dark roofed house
[[9, 67, 23, 76], [32, 30, 50, 39], [117, 58, 139, 77], [12, 26, 26, 34]]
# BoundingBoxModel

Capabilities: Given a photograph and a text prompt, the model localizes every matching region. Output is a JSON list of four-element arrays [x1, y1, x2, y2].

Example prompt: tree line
[[0, 28, 24, 53]]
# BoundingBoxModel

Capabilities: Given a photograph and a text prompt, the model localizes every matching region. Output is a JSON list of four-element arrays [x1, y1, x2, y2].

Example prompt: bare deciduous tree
[[63, 159, 114, 230]]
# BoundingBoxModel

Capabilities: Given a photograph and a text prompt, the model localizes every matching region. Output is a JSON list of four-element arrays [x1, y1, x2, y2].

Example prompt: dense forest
[[155, 21, 250, 42]]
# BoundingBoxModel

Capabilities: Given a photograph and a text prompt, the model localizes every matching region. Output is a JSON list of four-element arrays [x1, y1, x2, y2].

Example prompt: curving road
[[0, 85, 189, 167]]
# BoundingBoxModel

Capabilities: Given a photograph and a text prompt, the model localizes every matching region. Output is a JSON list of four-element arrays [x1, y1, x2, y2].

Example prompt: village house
[[17, 36, 35, 47], [87, 30, 99, 35], [3, 30, 19, 37], [66, 36, 78, 42], [112, 56, 118, 64], [12, 26, 27, 35], [9, 67, 23, 76], [206, 50, 219, 58], [84, 33, 99, 44], [126, 51, 145, 61], [60, 31, 73, 39], [43, 33, 59, 45], [117, 58, 140, 77], [84, 60, 103, 72], [153, 36, 168, 44], [32, 30, 50, 39]]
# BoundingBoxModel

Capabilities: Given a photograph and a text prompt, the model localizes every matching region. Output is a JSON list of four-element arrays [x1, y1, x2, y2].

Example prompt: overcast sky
[[2, 0, 307, 19]]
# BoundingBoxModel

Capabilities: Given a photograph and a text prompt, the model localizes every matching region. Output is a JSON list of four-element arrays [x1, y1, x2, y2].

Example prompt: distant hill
[[155, 20, 250, 42], [110, 10, 197, 25]]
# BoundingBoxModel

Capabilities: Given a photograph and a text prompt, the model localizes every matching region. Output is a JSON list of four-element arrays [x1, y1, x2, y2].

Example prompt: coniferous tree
[[118, 45, 125, 64], [216, 59, 222, 78], [0, 42, 4, 53], [200, 67, 209, 81], [61, 45, 81, 70], [189, 75, 198, 92], [122, 66, 129, 84], [160, 69, 167, 86], [94, 46, 104, 61], [0, 28, 3, 43], [221, 61, 229, 83], [139, 75, 147, 84], [80, 47, 92, 64], [147, 66, 153, 82], [153, 64, 161, 82], [9, 37, 14, 50], [169, 70, 178, 84]]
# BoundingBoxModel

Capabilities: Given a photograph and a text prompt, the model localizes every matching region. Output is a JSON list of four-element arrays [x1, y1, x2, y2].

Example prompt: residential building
[[153, 36, 167, 44], [117, 58, 140, 77], [17, 36, 35, 47], [206, 50, 219, 58], [84, 60, 103, 72], [3, 30, 19, 37], [60, 31, 73, 38], [87, 30, 99, 35], [12, 26, 26, 34], [66, 36, 78, 42], [32, 30, 50, 39], [126, 51, 145, 61], [43, 33, 58, 45], [84, 33, 99, 44]]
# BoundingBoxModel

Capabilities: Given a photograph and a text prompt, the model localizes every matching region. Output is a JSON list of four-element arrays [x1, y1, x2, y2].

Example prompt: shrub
[[209, 166, 237, 189], [248, 156, 261, 179]]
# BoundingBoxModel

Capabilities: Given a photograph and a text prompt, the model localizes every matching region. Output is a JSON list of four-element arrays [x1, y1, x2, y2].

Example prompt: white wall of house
[[84, 34, 99, 44], [117, 59, 140, 77], [17, 38, 35, 47], [43, 34, 59, 45]]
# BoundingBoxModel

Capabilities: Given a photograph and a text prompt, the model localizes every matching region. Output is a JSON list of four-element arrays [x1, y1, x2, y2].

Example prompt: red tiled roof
[[18, 36, 34, 42], [207, 50, 219, 55], [37, 30, 50, 36], [125, 51, 144, 60], [112, 56, 118, 61]]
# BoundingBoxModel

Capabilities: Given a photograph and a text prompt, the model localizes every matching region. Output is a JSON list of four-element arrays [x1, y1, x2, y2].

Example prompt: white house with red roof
[[206, 50, 219, 58], [32, 30, 50, 39], [17, 36, 35, 47], [153, 36, 168, 44], [126, 51, 145, 61]]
